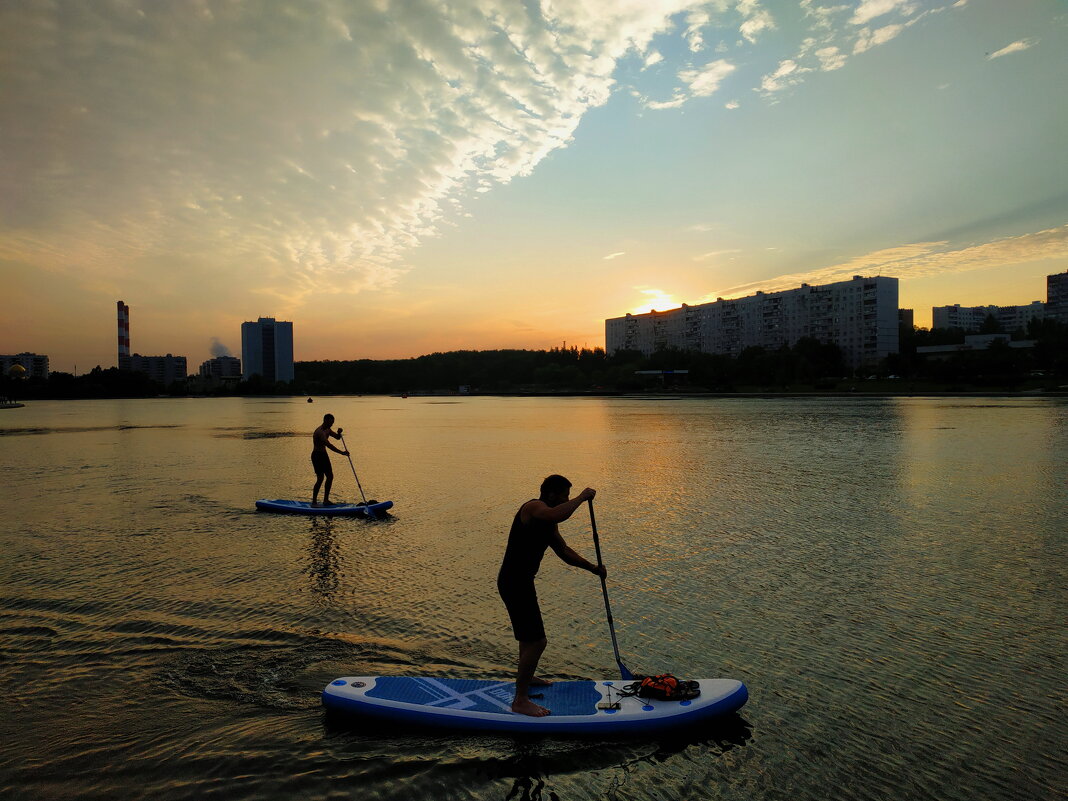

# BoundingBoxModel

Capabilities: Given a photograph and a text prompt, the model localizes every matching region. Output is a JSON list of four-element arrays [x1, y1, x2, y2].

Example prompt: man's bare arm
[[548, 532, 606, 576], [526, 488, 596, 524]]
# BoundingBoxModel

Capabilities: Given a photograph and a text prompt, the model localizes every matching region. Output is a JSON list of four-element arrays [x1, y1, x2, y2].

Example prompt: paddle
[[338, 432, 373, 513], [588, 499, 634, 681]]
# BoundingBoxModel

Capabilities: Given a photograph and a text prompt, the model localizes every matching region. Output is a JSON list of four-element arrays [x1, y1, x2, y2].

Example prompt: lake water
[[1, 395, 1065, 801]]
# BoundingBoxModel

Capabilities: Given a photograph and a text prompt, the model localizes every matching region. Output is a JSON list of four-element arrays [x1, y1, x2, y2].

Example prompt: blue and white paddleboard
[[255, 499, 393, 516], [322, 676, 748, 734]]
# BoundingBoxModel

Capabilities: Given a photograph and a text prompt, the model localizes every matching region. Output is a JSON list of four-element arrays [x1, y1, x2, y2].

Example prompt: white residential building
[[932, 302, 1044, 333], [605, 275, 899, 368], [0, 352, 50, 378]]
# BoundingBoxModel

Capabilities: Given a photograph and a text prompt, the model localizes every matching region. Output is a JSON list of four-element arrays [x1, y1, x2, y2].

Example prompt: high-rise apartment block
[[605, 275, 899, 368], [1047, 271, 1068, 324], [241, 317, 294, 382], [931, 302, 1044, 333]]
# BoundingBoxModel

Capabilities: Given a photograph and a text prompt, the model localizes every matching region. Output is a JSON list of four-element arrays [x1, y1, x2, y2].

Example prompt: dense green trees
[[1, 366, 166, 400], [290, 339, 849, 395]]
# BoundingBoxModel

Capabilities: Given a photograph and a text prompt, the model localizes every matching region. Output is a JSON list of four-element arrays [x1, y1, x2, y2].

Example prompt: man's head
[[539, 474, 572, 506], [323, 413, 334, 425]]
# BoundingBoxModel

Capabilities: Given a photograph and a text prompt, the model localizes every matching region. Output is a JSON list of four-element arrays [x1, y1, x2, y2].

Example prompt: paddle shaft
[[338, 433, 371, 508], [588, 500, 634, 681]]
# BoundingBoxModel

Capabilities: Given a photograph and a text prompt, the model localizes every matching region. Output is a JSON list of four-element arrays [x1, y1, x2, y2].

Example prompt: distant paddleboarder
[[312, 414, 349, 507], [498, 475, 605, 717]]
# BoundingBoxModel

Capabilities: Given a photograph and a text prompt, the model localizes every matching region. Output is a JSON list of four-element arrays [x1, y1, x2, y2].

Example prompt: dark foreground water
[[1, 396, 1065, 800]]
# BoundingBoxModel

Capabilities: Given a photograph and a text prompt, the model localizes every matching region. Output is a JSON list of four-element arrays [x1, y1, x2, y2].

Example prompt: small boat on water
[[0, 400, 25, 409]]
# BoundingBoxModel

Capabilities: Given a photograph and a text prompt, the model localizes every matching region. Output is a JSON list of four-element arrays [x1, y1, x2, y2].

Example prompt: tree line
[[4, 318, 1065, 400]]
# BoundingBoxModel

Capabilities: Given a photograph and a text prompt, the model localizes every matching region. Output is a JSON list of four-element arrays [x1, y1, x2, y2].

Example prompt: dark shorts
[[497, 576, 545, 643], [311, 450, 332, 476]]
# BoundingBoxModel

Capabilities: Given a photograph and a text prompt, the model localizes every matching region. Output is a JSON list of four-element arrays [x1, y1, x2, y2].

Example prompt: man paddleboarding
[[498, 475, 606, 716], [311, 413, 349, 507]]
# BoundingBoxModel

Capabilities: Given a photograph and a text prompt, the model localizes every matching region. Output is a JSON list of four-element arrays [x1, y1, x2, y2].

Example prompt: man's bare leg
[[513, 637, 550, 716], [312, 473, 324, 506]]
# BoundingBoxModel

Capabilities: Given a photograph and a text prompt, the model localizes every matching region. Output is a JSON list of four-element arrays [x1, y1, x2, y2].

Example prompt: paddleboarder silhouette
[[311, 413, 349, 507], [498, 475, 606, 716]]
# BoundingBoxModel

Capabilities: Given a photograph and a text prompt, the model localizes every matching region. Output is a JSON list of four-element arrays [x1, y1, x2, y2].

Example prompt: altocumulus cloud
[[0, 0, 712, 301], [705, 225, 1068, 301], [0, 0, 975, 303]]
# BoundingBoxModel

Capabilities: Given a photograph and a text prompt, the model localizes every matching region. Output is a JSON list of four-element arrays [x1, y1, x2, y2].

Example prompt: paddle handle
[[339, 433, 371, 508], [588, 500, 633, 680]]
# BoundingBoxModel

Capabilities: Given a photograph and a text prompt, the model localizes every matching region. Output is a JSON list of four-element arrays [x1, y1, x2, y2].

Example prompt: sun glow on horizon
[[630, 288, 683, 315]]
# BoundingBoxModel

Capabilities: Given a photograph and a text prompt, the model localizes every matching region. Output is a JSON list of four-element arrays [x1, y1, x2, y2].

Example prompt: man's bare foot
[[530, 676, 553, 686], [512, 697, 550, 717]]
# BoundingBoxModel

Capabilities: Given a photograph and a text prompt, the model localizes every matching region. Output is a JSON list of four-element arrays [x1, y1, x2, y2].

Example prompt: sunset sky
[[2, 0, 1066, 372]]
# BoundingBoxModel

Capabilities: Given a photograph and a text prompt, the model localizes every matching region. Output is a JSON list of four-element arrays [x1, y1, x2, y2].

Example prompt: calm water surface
[[1, 396, 1065, 800]]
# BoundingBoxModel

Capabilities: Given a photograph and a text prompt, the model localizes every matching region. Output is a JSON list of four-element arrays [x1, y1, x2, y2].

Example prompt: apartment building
[[606, 275, 899, 368], [931, 302, 1044, 333], [1047, 271, 1068, 324], [241, 317, 294, 382], [1, 352, 50, 378]]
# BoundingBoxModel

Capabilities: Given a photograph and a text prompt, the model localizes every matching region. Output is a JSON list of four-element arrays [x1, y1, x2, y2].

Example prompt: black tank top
[[498, 501, 556, 582]]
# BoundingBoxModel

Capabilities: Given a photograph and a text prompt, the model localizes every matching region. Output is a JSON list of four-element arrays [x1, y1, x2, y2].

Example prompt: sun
[[629, 288, 681, 315]]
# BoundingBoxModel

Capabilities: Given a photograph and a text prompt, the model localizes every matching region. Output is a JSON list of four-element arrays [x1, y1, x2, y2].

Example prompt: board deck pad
[[322, 676, 748, 734], [367, 676, 602, 715], [255, 499, 393, 516]]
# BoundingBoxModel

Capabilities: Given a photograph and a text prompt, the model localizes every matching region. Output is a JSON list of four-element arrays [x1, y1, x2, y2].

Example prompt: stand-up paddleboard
[[322, 676, 747, 734], [255, 499, 393, 517]]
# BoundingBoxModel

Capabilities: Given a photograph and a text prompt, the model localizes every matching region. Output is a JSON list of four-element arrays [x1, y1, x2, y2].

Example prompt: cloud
[[646, 58, 736, 110], [853, 23, 906, 54], [681, 59, 738, 96], [815, 46, 847, 71], [799, 0, 852, 30], [725, 99, 740, 109], [987, 39, 1037, 60], [759, 59, 803, 94], [684, 9, 712, 52], [694, 249, 741, 262], [0, 0, 990, 313], [603, 251, 626, 260], [737, 0, 775, 43], [703, 225, 1068, 300], [645, 94, 690, 110], [850, 0, 917, 26], [0, 0, 712, 303]]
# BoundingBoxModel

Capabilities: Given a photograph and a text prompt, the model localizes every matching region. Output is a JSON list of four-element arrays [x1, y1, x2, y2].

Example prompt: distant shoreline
[[7, 390, 1065, 403]]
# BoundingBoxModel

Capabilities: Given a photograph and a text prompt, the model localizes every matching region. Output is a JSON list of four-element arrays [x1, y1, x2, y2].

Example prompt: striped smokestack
[[117, 300, 130, 359]]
